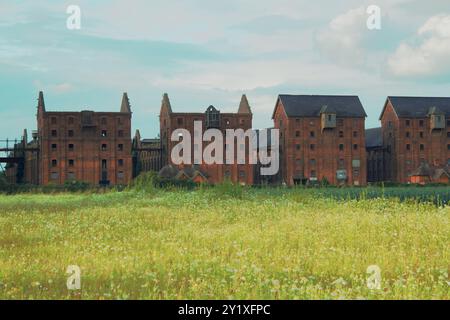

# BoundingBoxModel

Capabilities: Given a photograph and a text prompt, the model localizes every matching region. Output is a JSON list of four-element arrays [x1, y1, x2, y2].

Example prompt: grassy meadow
[[0, 185, 449, 300]]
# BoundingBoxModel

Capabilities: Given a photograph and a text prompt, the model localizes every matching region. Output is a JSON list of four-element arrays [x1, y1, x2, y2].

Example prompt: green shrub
[[63, 180, 91, 192], [130, 171, 158, 193]]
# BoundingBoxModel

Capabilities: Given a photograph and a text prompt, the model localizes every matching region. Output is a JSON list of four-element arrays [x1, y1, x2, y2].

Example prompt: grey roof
[[385, 96, 450, 118], [274, 95, 367, 119], [141, 139, 160, 144], [158, 164, 208, 180], [365, 127, 383, 149], [410, 162, 433, 177]]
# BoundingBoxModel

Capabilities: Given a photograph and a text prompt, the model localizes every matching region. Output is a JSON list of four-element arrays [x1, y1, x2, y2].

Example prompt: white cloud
[[51, 83, 74, 93], [150, 57, 382, 94], [316, 7, 367, 66], [388, 14, 450, 77]]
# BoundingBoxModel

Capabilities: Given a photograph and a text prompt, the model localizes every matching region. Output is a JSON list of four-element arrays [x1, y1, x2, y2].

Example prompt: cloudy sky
[[1, 0, 450, 140]]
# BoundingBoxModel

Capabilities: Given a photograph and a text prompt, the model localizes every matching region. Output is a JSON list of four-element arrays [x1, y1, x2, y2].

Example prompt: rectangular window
[[101, 144, 107, 151], [51, 117, 57, 125], [68, 144, 74, 151], [310, 170, 317, 178], [51, 159, 58, 167], [177, 118, 184, 126], [296, 144, 301, 151], [339, 131, 344, 138], [118, 130, 124, 137], [419, 120, 424, 127], [406, 144, 411, 151], [310, 131, 315, 138], [118, 144, 124, 151], [405, 120, 410, 126], [102, 159, 107, 169], [118, 159, 124, 167], [68, 159, 75, 167], [68, 130, 74, 137], [420, 132, 424, 138], [353, 144, 358, 150], [420, 144, 425, 151], [118, 171, 124, 179], [51, 130, 57, 137], [353, 131, 358, 138], [68, 117, 74, 125], [51, 172, 59, 180], [295, 131, 300, 137], [310, 159, 316, 166], [101, 118, 107, 125], [67, 172, 75, 180], [339, 144, 344, 151], [101, 130, 107, 137], [51, 144, 57, 151], [310, 144, 315, 151], [406, 132, 410, 138]]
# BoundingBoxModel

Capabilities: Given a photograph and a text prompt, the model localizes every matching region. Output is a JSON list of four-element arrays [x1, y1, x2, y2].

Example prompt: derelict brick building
[[272, 95, 367, 186], [379, 96, 450, 183], [35, 91, 133, 186], [159, 93, 254, 185]]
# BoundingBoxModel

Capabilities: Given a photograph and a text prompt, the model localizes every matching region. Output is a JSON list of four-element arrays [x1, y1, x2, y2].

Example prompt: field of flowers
[[0, 186, 449, 300]]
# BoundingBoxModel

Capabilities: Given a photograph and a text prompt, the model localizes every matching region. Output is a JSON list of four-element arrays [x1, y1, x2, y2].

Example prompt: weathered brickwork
[[273, 95, 367, 186], [36, 91, 133, 186], [160, 93, 254, 185], [379, 97, 450, 183]]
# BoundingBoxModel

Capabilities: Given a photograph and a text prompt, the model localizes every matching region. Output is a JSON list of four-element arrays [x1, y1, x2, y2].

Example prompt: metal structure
[[0, 137, 39, 184]]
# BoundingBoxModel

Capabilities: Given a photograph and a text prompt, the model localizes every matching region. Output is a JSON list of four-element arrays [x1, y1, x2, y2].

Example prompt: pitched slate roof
[[381, 96, 450, 119], [273, 95, 367, 119], [365, 127, 383, 149]]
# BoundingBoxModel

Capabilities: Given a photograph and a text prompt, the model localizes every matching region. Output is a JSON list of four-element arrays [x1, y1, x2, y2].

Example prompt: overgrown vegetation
[[0, 184, 448, 300]]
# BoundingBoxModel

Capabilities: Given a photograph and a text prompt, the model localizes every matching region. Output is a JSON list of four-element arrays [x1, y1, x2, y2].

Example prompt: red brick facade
[[160, 93, 254, 185], [273, 95, 367, 186], [380, 97, 450, 183], [36, 92, 133, 186]]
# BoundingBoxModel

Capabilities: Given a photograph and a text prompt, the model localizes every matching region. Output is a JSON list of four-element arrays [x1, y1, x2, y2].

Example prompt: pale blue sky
[[1, 0, 450, 139]]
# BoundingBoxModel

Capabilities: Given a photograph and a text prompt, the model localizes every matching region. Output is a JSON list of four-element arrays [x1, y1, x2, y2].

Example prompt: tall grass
[[0, 187, 448, 299]]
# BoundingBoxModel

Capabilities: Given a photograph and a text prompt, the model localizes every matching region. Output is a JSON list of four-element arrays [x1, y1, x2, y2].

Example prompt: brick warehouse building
[[365, 127, 387, 183], [273, 95, 367, 186], [34, 91, 133, 186], [159, 93, 254, 185], [379, 96, 450, 184]]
